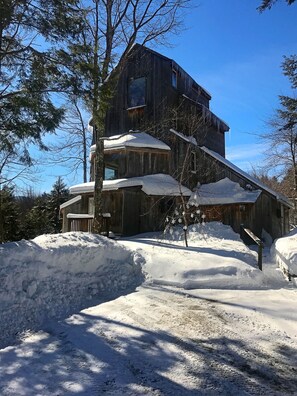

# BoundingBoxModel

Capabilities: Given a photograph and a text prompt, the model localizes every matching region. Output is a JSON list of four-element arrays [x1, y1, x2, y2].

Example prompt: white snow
[[1, 223, 297, 395], [0, 232, 143, 348], [70, 173, 192, 196], [169, 128, 197, 145], [272, 227, 297, 281], [66, 213, 94, 219], [90, 131, 171, 153], [189, 177, 261, 205], [59, 195, 82, 210], [201, 146, 293, 208]]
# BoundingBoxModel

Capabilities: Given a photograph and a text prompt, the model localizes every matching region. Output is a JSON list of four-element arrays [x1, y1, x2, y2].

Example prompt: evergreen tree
[[0, 0, 85, 184], [22, 194, 52, 239], [0, 186, 20, 243], [47, 177, 69, 233]]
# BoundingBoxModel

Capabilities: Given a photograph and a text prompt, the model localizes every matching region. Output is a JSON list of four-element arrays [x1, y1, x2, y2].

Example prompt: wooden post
[[257, 243, 263, 271], [241, 226, 264, 271]]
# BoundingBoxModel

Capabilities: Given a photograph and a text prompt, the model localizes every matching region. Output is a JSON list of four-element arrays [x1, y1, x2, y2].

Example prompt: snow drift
[[125, 222, 266, 290], [0, 232, 143, 348], [272, 227, 297, 284]]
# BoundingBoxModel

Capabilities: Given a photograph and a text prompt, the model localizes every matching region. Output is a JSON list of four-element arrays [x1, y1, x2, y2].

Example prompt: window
[[128, 77, 146, 108], [191, 151, 197, 173], [88, 197, 94, 215], [172, 69, 177, 88], [104, 166, 118, 180]]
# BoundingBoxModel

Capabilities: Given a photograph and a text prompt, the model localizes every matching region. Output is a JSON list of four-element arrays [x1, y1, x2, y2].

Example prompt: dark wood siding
[[104, 45, 228, 157], [102, 148, 170, 180]]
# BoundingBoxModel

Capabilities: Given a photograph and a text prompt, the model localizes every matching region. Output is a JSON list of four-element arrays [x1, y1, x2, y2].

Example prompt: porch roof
[[200, 146, 293, 208], [70, 173, 192, 197], [188, 177, 261, 206], [60, 195, 82, 210]]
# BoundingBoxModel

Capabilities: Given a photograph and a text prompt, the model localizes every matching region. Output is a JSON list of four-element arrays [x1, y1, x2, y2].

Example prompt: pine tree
[[21, 194, 52, 239], [0, 0, 85, 184], [0, 186, 20, 243], [47, 177, 69, 233]]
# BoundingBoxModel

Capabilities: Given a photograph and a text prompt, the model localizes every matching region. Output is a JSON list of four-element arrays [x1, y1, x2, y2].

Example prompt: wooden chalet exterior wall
[[192, 148, 290, 239], [192, 204, 253, 234], [103, 148, 170, 179], [104, 45, 228, 161], [62, 188, 182, 236]]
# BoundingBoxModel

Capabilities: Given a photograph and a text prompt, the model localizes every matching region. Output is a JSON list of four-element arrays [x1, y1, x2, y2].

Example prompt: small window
[[88, 197, 94, 215], [191, 151, 197, 173], [172, 69, 177, 88], [104, 166, 118, 180], [128, 77, 146, 108]]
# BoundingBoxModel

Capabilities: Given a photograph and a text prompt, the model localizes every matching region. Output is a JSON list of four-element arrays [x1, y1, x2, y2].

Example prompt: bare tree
[[60, 0, 191, 233], [48, 97, 91, 183]]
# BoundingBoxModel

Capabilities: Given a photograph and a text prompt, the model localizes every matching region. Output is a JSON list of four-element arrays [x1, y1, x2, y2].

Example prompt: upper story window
[[172, 69, 177, 88], [104, 166, 118, 180], [128, 77, 146, 108]]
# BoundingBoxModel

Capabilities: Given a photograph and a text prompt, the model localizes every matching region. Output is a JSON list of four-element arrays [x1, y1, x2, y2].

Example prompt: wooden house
[[60, 44, 292, 240]]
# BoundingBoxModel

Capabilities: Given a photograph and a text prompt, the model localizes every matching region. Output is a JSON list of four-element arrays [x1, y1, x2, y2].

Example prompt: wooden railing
[[240, 225, 264, 271], [68, 213, 111, 237]]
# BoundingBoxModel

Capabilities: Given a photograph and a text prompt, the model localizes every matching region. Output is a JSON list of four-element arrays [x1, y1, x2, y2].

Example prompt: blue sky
[[20, 0, 297, 193], [157, 0, 297, 172]]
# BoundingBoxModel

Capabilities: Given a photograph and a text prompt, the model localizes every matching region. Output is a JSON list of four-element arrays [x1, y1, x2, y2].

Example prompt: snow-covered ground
[[0, 223, 297, 395]]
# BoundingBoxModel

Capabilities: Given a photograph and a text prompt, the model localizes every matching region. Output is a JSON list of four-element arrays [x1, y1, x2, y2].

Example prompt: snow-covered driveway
[[1, 224, 297, 395]]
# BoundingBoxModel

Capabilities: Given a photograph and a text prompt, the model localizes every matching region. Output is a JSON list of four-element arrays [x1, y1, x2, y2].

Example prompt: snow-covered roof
[[90, 132, 170, 154], [67, 213, 94, 219], [200, 146, 293, 208], [169, 129, 197, 145], [188, 177, 261, 206], [60, 195, 82, 210], [70, 174, 192, 197]]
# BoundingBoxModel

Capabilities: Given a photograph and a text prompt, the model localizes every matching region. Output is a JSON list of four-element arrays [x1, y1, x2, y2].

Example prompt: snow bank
[[272, 228, 297, 283], [0, 232, 143, 348], [124, 222, 266, 290]]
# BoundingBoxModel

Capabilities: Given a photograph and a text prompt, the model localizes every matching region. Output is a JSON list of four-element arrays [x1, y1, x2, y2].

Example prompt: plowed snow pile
[[272, 227, 297, 282], [0, 232, 143, 348]]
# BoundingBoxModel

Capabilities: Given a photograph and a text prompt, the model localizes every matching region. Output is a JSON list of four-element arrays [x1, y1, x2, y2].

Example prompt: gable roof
[[188, 177, 261, 206], [130, 44, 212, 100], [200, 146, 293, 208]]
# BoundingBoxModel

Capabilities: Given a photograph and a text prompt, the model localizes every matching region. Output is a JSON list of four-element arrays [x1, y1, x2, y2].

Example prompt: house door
[[122, 190, 140, 235]]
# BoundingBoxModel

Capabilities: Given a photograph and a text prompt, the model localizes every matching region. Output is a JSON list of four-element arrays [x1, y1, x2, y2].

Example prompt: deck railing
[[240, 225, 264, 271], [68, 213, 111, 236]]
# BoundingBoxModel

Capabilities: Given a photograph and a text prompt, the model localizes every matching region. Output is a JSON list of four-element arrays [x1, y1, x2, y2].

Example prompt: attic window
[[128, 77, 146, 108], [172, 69, 177, 88]]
